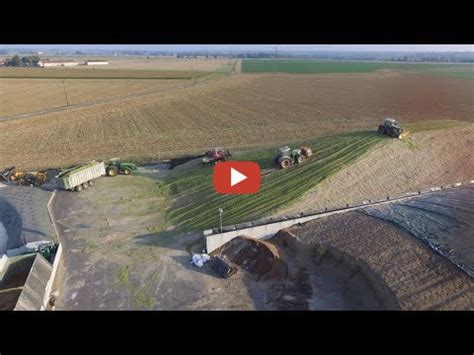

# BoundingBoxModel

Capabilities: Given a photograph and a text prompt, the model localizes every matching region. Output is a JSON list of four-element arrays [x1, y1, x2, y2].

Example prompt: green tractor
[[275, 145, 313, 169], [106, 159, 137, 177]]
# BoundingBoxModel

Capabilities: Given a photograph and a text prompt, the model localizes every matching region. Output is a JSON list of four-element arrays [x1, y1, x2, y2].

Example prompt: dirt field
[[0, 71, 472, 170], [274, 125, 474, 216], [86, 57, 234, 71], [0, 78, 190, 117]]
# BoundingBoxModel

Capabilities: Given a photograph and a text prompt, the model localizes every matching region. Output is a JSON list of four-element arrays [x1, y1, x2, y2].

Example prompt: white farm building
[[85, 60, 109, 66], [38, 60, 79, 67]]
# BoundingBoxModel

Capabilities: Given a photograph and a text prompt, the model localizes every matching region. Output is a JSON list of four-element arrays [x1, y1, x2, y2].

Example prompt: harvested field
[[285, 209, 474, 310], [0, 79, 190, 117], [99, 58, 235, 72], [0, 67, 210, 79], [0, 71, 472, 170], [274, 125, 474, 216]]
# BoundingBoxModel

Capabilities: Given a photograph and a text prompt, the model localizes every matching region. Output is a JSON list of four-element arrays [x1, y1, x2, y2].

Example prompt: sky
[[0, 45, 472, 52]]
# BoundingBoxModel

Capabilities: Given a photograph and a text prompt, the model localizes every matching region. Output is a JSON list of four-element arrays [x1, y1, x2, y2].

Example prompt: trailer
[[57, 161, 106, 191]]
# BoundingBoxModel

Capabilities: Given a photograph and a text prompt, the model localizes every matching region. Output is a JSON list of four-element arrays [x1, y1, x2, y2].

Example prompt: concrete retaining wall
[[42, 243, 62, 310], [205, 180, 474, 253], [0, 254, 7, 274]]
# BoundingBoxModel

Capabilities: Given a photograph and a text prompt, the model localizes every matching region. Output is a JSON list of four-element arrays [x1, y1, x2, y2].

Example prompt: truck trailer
[[57, 161, 106, 191]]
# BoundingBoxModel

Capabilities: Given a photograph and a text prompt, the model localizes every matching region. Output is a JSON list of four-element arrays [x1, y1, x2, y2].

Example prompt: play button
[[213, 161, 261, 194], [231, 167, 247, 187]]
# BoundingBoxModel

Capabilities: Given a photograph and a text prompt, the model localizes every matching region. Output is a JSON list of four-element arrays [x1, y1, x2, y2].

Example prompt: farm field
[[0, 67, 209, 79], [0, 58, 237, 118], [0, 70, 472, 170], [0, 78, 191, 117], [83, 57, 236, 72], [241, 59, 474, 76]]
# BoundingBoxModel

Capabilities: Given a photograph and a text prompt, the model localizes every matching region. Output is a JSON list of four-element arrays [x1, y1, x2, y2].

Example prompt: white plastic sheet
[[191, 253, 210, 267]]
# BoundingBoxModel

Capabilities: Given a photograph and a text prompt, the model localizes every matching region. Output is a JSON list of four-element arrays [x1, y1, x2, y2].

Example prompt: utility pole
[[62, 80, 69, 107], [218, 208, 224, 232]]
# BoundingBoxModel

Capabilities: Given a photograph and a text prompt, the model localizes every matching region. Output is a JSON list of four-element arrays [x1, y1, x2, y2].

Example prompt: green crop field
[[241, 59, 473, 75], [159, 131, 385, 231]]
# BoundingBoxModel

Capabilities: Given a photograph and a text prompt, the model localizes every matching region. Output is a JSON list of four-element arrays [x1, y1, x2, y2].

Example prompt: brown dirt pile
[[213, 235, 287, 281]]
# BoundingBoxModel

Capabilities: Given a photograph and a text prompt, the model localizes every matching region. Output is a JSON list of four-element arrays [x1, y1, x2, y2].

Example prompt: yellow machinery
[[1, 167, 48, 186]]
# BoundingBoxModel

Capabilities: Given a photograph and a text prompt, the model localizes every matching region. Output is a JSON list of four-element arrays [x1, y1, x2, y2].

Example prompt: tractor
[[275, 145, 313, 169], [201, 147, 232, 166], [106, 159, 137, 177], [377, 118, 409, 139]]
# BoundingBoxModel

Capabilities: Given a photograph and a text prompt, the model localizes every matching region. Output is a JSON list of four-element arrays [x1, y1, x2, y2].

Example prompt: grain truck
[[57, 161, 106, 192]]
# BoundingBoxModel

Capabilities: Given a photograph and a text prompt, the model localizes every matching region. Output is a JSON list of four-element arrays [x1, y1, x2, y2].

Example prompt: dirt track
[[274, 125, 474, 216]]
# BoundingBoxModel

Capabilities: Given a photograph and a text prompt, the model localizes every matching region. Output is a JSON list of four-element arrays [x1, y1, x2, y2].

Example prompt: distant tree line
[[388, 56, 474, 63], [3, 54, 41, 67]]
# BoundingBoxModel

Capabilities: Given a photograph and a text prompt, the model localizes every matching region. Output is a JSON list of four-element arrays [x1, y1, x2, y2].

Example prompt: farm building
[[38, 60, 79, 67], [85, 60, 109, 66]]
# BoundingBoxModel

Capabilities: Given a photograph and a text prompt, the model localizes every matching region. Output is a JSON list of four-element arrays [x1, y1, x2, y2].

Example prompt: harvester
[[275, 145, 313, 169], [201, 147, 232, 166], [106, 159, 137, 176], [377, 118, 410, 140]]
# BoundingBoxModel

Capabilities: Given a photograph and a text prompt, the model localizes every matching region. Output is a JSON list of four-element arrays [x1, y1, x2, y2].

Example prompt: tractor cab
[[384, 118, 399, 129], [378, 118, 405, 138], [201, 147, 232, 166], [275, 145, 313, 169], [277, 146, 292, 158], [106, 159, 137, 176]]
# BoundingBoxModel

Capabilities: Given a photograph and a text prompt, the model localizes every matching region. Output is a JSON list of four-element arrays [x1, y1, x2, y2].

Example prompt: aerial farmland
[[0, 48, 473, 311]]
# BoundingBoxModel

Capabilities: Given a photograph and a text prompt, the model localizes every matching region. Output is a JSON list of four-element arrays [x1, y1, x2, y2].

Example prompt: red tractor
[[201, 147, 232, 166]]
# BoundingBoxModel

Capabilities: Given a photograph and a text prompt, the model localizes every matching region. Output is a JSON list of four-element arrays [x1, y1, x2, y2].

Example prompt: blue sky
[[1, 45, 472, 52]]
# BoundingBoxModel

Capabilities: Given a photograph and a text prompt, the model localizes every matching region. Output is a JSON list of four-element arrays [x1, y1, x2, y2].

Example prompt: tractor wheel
[[123, 168, 131, 175], [76, 185, 82, 192], [88, 180, 94, 186], [378, 125, 385, 135], [297, 155, 305, 164], [390, 130, 399, 138], [82, 183, 89, 189], [280, 158, 291, 169], [107, 167, 118, 177]]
